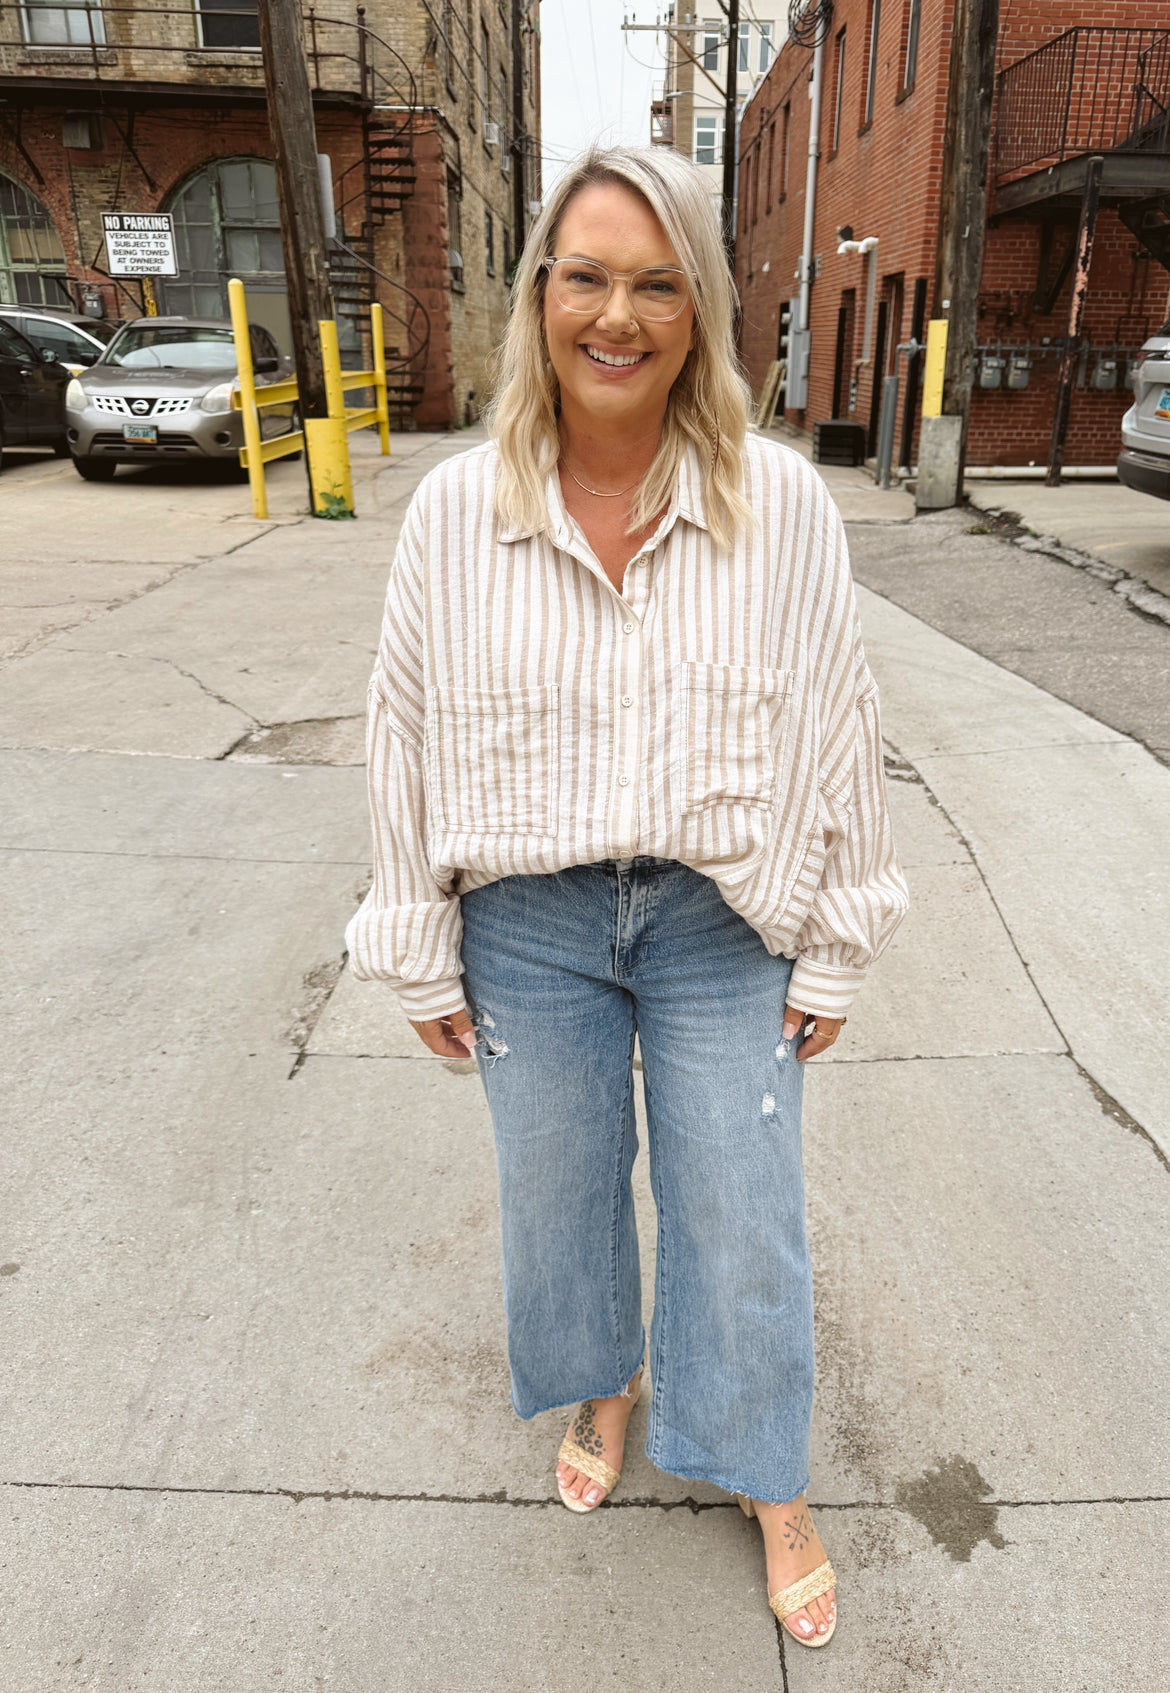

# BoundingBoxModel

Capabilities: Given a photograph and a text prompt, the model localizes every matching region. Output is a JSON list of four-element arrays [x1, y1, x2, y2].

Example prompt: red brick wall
[[736, 0, 1170, 467]]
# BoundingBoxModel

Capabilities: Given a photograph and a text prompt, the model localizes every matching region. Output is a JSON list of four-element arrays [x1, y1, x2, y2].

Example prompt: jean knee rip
[[761, 1092, 777, 1116], [472, 1010, 510, 1066]]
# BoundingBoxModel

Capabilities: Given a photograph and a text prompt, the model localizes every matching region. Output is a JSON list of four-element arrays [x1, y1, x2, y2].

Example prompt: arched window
[[0, 173, 69, 307], [160, 157, 289, 350]]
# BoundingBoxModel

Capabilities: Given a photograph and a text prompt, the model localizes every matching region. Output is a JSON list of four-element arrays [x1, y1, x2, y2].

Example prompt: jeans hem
[[645, 1444, 811, 1508], [510, 1344, 647, 1422]]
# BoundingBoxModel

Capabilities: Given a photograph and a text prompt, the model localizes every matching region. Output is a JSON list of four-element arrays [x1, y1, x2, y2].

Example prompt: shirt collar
[[497, 441, 710, 544]]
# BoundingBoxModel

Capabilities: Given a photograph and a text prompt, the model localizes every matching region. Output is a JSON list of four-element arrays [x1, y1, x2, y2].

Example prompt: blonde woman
[[347, 146, 907, 1648]]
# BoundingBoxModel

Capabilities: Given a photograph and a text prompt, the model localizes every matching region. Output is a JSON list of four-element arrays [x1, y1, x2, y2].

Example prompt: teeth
[[585, 346, 647, 367]]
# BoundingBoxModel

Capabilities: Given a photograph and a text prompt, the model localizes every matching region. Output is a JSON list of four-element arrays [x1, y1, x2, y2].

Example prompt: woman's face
[[543, 182, 696, 434]]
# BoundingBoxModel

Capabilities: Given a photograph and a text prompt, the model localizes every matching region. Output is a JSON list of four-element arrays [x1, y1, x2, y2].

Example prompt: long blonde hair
[[485, 145, 753, 550]]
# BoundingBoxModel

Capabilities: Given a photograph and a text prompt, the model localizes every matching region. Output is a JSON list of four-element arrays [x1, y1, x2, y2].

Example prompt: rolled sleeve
[[789, 684, 909, 1018]]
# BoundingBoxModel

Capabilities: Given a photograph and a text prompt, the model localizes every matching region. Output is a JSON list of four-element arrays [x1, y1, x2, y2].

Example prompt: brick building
[[0, 1, 542, 427], [735, 0, 1170, 468]]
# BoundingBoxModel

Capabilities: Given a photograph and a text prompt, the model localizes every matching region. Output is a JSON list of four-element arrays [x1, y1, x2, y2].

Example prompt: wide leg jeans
[[460, 857, 815, 1505]]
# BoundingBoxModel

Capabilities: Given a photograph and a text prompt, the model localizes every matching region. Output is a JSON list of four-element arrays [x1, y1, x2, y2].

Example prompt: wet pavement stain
[[895, 1456, 1007, 1561]]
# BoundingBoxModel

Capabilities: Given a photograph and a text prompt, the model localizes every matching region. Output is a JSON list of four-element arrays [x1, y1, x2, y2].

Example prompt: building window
[[694, 116, 721, 166], [863, 0, 882, 126], [758, 22, 773, 73], [831, 28, 847, 152], [481, 20, 491, 136], [738, 20, 751, 73], [161, 158, 288, 345], [20, 2, 105, 46], [765, 121, 775, 209], [447, 172, 464, 289], [750, 147, 760, 224], [467, 2, 478, 132], [0, 172, 69, 306], [485, 208, 495, 276], [500, 66, 509, 169], [902, 0, 921, 93], [780, 101, 791, 197], [442, 0, 456, 93], [196, 0, 260, 50], [702, 18, 720, 72]]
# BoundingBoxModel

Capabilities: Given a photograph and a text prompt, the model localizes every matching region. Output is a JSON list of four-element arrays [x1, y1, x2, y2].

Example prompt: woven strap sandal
[[736, 1495, 838, 1648], [556, 1370, 643, 1514]]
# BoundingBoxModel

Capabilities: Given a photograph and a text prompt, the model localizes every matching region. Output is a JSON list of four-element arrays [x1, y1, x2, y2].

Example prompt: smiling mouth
[[582, 344, 650, 368]]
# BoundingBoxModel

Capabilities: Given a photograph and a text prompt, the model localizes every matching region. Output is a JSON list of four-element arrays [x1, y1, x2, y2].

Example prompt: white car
[[1118, 318, 1170, 501], [0, 306, 116, 376]]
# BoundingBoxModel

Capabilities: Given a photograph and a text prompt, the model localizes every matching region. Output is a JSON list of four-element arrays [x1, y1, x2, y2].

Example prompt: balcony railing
[[0, 4, 414, 108], [994, 27, 1170, 180]]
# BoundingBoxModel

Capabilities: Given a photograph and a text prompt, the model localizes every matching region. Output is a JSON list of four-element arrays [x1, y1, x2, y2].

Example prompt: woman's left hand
[[782, 1005, 846, 1062]]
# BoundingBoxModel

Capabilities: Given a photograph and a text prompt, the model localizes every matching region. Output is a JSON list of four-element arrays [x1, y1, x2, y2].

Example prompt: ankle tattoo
[[781, 1508, 813, 1552], [572, 1401, 605, 1457]]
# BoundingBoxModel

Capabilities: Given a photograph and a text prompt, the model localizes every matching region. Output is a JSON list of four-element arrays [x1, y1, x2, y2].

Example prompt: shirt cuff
[[394, 975, 468, 1023], [787, 956, 867, 1021]]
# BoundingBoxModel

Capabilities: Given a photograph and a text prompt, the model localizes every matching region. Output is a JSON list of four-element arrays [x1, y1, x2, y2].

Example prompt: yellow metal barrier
[[921, 318, 949, 419], [228, 278, 391, 521]]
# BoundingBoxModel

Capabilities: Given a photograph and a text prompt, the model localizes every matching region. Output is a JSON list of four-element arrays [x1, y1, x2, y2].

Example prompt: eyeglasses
[[542, 256, 693, 323]]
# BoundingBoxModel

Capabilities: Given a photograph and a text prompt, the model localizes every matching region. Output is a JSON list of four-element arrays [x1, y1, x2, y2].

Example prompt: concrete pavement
[[2, 429, 1168, 1689]]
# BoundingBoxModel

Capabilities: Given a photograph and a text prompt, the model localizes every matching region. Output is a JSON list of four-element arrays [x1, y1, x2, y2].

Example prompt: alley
[[1, 434, 1168, 1690]]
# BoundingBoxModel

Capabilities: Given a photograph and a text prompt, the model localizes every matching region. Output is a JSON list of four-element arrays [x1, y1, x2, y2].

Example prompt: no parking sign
[[101, 213, 179, 278]]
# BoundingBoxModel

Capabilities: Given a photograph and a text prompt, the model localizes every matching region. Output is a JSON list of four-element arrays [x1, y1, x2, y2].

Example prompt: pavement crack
[[5, 1478, 1167, 1510], [1071, 1059, 1170, 1174], [883, 736, 1168, 1175]]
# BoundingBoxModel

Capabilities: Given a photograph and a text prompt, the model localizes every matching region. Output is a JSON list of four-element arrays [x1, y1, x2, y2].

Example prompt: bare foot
[[554, 1369, 642, 1508], [752, 1495, 837, 1644]]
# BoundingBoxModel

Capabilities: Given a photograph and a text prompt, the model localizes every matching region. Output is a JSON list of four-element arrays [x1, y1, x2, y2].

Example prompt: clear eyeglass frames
[[542, 257, 693, 323]]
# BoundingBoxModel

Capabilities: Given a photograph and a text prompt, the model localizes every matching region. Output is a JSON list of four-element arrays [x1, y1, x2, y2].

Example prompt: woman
[[347, 146, 907, 1648]]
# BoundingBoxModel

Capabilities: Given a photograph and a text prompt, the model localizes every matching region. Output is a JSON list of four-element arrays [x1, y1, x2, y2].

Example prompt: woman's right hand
[[409, 1008, 478, 1059]]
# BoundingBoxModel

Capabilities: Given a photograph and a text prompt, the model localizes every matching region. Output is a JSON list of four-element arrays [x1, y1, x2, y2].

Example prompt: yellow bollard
[[921, 318, 949, 419], [306, 317, 355, 519], [371, 302, 391, 458], [228, 277, 268, 520]]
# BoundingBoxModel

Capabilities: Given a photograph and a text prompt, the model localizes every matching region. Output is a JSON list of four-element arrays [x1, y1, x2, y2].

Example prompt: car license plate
[[1155, 388, 1170, 421], [122, 422, 157, 443]]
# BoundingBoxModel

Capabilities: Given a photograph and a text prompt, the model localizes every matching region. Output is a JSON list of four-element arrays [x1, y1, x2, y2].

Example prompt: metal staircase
[[993, 26, 1170, 276], [316, 14, 430, 423]]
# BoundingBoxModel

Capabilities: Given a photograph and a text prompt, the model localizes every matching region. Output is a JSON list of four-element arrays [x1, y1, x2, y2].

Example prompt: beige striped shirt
[[346, 434, 908, 1021]]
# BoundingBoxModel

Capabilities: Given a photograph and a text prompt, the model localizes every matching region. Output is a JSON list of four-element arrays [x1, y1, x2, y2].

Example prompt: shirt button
[[623, 621, 635, 633], [618, 774, 631, 787], [621, 695, 634, 707]]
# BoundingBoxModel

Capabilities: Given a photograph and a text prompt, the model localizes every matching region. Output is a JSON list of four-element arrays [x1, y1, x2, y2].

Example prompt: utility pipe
[[795, 27, 827, 374]]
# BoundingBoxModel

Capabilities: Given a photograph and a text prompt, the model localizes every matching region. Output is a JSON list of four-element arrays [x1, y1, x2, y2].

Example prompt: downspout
[[796, 30, 826, 357]]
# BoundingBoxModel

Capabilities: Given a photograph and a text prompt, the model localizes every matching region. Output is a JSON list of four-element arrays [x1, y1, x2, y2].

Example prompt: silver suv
[[65, 316, 294, 481], [1118, 318, 1170, 501]]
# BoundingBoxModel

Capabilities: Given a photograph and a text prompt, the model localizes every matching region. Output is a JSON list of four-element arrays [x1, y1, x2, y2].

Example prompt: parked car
[[1118, 317, 1170, 501], [65, 316, 296, 481], [0, 304, 117, 376], [0, 315, 70, 458]]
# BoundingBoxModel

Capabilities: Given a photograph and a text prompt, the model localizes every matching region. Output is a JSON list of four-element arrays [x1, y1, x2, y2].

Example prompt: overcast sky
[[539, 1, 666, 196]]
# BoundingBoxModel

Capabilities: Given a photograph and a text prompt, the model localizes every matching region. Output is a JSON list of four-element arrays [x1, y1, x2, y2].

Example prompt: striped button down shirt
[[346, 435, 908, 1021]]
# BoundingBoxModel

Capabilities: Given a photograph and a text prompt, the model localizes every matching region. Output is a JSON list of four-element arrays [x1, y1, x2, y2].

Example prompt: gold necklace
[[561, 461, 640, 499]]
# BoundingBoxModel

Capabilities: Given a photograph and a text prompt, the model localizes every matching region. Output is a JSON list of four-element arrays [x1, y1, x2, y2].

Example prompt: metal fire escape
[[993, 28, 1170, 271], [310, 9, 430, 422]]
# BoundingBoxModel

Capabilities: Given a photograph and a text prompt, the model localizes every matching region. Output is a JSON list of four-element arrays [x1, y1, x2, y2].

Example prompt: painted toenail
[[798, 1620, 813, 1635], [586, 1489, 599, 1503], [817, 1623, 827, 1633]]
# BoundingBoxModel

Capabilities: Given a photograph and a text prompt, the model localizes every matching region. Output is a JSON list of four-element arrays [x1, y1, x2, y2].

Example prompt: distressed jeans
[[459, 857, 815, 1505]]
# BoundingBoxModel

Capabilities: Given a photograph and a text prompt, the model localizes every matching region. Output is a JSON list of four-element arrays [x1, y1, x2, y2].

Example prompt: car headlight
[[199, 380, 236, 415], [65, 379, 88, 412]]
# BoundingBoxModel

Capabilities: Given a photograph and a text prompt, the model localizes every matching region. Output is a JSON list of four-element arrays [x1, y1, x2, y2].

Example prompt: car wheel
[[72, 454, 118, 482], [52, 436, 71, 458]]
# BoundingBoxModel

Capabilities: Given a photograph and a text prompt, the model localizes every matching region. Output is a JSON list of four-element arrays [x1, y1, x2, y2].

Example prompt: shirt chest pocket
[[426, 683, 560, 838], [679, 663, 792, 812]]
